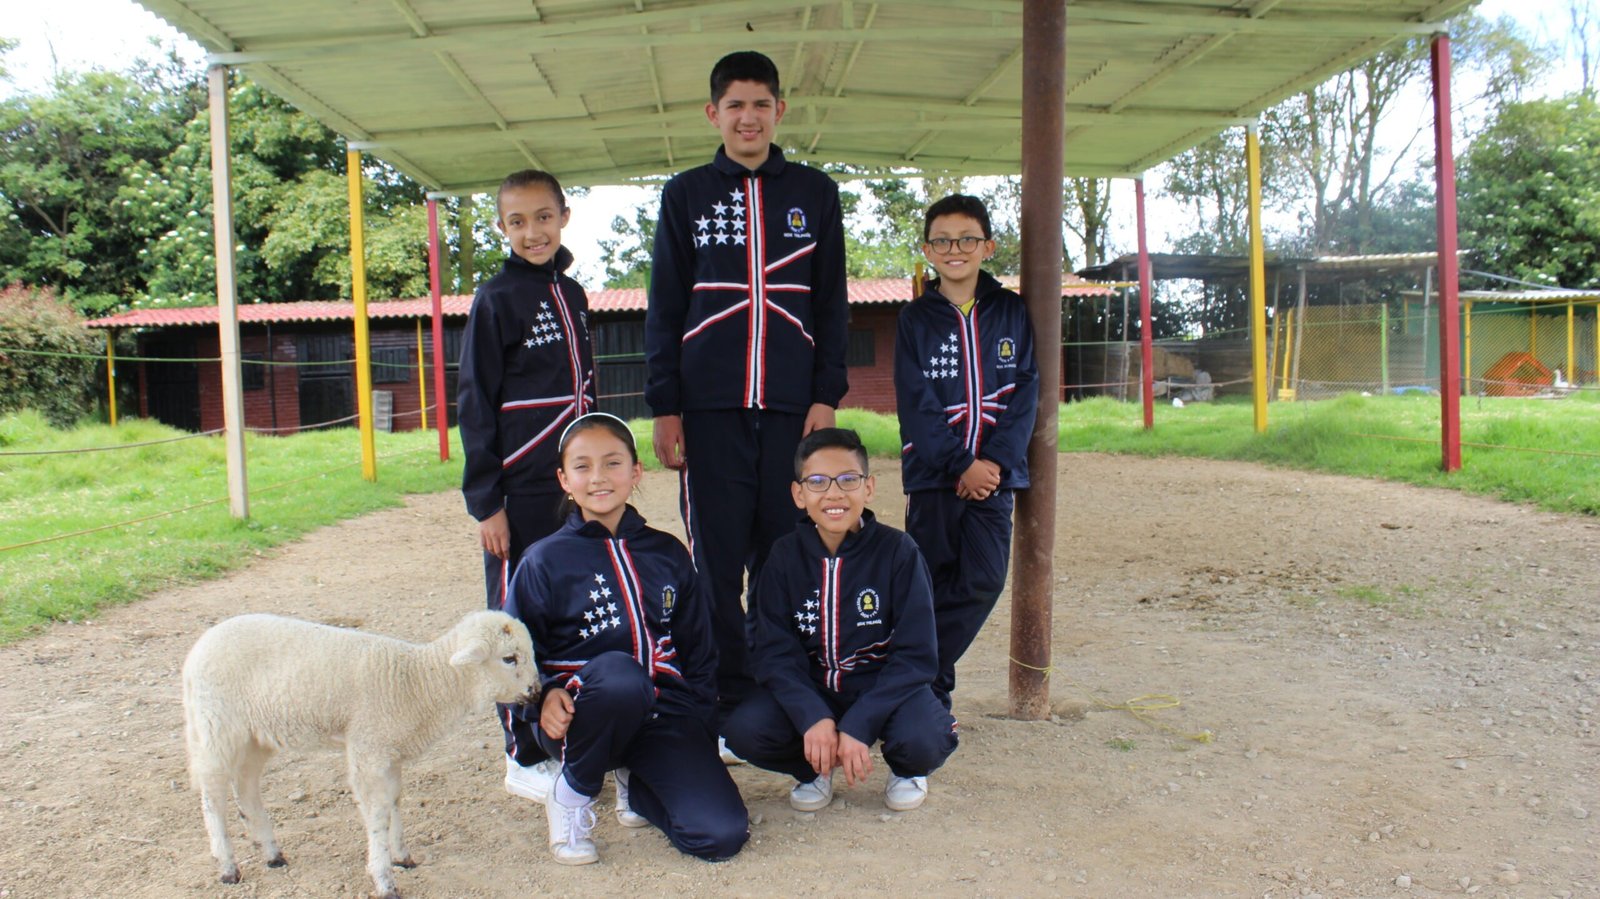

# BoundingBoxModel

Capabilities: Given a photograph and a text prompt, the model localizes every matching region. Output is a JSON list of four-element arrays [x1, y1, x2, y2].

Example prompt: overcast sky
[[1, 0, 1590, 284]]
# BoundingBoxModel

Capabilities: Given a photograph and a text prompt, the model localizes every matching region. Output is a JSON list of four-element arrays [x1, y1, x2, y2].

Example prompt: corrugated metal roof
[[83, 278, 919, 328], [132, 0, 1474, 190], [1452, 289, 1600, 302]]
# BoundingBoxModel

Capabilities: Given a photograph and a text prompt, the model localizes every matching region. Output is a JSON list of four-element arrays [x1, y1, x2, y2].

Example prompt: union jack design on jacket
[[458, 246, 596, 521], [645, 146, 849, 416], [748, 511, 939, 746], [503, 506, 717, 725], [894, 271, 1040, 494]]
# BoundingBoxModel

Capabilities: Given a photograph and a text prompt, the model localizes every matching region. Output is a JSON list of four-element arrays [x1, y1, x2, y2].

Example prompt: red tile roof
[[84, 278, 918, 329]]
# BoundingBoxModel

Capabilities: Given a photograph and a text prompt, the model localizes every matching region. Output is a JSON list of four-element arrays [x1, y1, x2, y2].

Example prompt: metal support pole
[[1566, 300, 1575, 382], [1246, 123, 1269, 433], [104, 331, 118, 427], [1380, 304, 1390, 395], [1464, 300, 1474, 394], [347, 148, 377, 481], [1290, 268, 1307, 397], [1431, 33, 1462, 472], [1135, 178, 1154, 428], [428, 198, 450, 461], [208, 65, 248, 518], [1009, 0, 1064, 721]]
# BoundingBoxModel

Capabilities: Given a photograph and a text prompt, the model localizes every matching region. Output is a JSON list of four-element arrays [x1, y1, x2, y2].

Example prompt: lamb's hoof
[[393, 855, 418, 869], [266, 854, 287, 868], [219, 865, 240, 885]]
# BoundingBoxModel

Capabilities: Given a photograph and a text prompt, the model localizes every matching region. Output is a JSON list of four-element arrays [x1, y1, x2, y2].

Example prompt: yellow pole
[[415, 318, 428, 431], [1594, 301, 1600, 386], [1245, 123, 1268, 433], [1566, 300, 1575, 383], [1463, 300, 1473, 394], [347, 148, 377, 481], [105, 331, 118, 427], [1529, 303, 1537, 359], [1271, 309, 1284, 397]]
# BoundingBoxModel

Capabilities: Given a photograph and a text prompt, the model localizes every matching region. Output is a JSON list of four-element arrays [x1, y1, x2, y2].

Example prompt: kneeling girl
[[504, 412, 748, 865]]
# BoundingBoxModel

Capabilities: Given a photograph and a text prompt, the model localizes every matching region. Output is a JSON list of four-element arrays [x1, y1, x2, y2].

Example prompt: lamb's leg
[[388, 800, 416, 868], [197, 768, 240, 884], [234, 742, 284, 867], [348, 753, 402, 899]]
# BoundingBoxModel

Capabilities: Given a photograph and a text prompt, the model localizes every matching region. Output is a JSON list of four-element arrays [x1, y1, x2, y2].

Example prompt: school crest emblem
[[660, 585, 677, 620], [997, 337, 1016, 364], [855, 587, 882, 620]]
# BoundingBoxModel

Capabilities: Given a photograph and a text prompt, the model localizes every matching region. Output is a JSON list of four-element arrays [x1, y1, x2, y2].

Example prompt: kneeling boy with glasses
[[722, 428, 957, 813]]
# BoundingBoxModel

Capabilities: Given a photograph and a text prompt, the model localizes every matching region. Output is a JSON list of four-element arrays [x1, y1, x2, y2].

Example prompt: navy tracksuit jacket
[[725, 512, 956, 781], [504, 507, 748, 860], [894, 272, 1039, 706], [457, 245, 596, 609], [643, 145, 850, 711]]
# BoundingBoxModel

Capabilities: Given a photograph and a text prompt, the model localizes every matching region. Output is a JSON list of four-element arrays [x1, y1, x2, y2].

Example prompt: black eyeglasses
[[797, 472, 866, 493], [926, 236, 984, 254]]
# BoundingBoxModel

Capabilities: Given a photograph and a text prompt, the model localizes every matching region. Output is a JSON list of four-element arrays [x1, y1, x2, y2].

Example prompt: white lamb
[[182, 610, 537, 899]]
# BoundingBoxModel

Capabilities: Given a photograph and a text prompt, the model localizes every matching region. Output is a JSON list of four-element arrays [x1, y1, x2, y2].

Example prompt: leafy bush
[[0, 282, 98, 427]]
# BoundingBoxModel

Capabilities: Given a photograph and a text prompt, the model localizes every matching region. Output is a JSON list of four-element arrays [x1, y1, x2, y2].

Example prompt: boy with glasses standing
[[893, 194, 1039, 711], [723, 428, 956, 813]]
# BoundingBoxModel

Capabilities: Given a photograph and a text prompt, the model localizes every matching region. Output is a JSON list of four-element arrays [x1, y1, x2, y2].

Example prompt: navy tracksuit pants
[[722, 685, 957, 783], [484, 492, 565, 765], [534, 653, 749, 861], [679, 409, 807, 717], [905, 489, 1016, 708]]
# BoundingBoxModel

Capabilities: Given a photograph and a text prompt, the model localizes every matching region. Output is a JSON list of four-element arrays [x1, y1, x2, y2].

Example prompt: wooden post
[[208, 64, 249, 518], [104, 331, 118, 427], [1009, 0, 1064, 721]]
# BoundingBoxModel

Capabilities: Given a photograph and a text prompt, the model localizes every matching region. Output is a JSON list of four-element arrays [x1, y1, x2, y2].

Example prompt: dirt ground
[[1, 453, 1596, 899]]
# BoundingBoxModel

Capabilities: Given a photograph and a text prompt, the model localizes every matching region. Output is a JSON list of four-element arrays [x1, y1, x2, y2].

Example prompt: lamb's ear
[[450, 638, 490, 668]]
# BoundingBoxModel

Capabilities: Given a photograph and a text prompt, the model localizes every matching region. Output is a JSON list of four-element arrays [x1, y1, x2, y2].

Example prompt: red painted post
[[1431, 34, 1462, 472], [427, 198, 450, 461], [1135, 178, 1155, 429]]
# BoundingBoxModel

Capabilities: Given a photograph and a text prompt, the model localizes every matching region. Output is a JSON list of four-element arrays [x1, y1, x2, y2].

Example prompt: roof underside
[[136, 0, 1475, 191]]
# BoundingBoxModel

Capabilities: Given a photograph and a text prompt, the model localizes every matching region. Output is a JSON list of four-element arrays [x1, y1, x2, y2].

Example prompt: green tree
[[597, 189, 659, 289], [1458, 94, 1600, 288], [0, 282, 97, 426], [0, 58, 204, 312]]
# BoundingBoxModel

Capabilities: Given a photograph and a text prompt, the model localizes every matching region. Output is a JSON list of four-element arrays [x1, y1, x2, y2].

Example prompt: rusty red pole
[[427, 197, 450, 461], [1135, 178, 1155, 429], [1009, 0, 1065, 720], [1431, 33, 1461, 472]]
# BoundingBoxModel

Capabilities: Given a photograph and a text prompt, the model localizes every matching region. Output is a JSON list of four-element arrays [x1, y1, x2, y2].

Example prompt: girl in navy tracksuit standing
[[894, 194, 1039, 710], [503, 413, 748, 866], [457, 170, 596, 788]]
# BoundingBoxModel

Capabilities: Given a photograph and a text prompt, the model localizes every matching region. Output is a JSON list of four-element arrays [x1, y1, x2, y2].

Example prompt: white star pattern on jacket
[[577, 573, 623, 639], [523, 301, 568, 349], [693, 189, 750, 248], [794, 594, 820, 636], [924, 331, 961, 380]]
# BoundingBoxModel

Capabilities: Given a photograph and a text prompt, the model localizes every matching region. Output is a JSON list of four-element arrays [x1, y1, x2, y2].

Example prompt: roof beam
[[135, 0, 237, 51], [1064, 2, 1446, 36], [903, 44, 1019, 160], [807, 3, 879, 154]]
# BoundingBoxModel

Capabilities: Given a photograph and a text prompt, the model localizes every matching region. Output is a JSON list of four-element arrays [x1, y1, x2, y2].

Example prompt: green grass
[[0, 411, 462, 643], [1057, 391, 1600, 516]]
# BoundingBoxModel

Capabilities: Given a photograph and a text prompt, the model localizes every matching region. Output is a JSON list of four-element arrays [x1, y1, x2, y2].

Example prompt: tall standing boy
[[894, 194, 1038, 710], [645, 50, 850, 720]]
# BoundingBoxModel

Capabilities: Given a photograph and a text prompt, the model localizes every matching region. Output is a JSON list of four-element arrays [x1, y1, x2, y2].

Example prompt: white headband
[[558, 411, 636, 454]]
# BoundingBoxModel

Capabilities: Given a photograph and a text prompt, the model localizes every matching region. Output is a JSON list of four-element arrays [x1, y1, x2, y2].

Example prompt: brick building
[[84, 279, 916, 434]]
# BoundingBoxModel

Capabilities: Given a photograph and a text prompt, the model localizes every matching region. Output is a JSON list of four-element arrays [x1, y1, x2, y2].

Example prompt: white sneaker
[[718, 736, 746, 766], [504, 756, 558, 803], [884, 775, 928, 811], [789, 772, 834, 811], [546, 796, 599, 865], [613, 767, 648, 828]]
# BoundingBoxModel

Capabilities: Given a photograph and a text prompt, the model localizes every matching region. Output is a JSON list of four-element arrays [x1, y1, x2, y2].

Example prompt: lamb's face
[[486, 617, 539, 704]]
